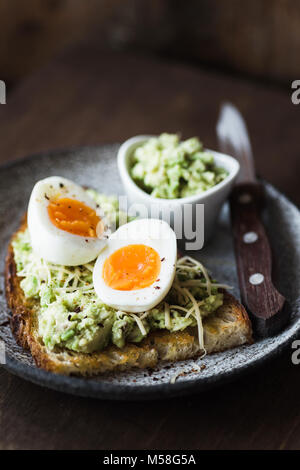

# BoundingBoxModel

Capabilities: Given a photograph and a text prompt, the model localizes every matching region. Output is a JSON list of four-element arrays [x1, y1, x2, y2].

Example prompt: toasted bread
[[5, 218, 253, 376]]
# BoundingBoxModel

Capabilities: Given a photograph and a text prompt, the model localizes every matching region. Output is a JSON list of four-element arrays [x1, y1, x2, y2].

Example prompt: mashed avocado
[[130, 133, 228, 199], [13, 191, 224, 354]]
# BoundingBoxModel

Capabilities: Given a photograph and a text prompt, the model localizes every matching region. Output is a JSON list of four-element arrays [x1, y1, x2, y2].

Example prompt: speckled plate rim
[[3, 325, 297, 401], [0, 146, 299, 401]]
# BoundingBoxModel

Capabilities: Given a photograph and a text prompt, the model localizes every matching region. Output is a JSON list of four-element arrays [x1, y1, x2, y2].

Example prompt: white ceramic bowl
[[117, 135, 240, 248]]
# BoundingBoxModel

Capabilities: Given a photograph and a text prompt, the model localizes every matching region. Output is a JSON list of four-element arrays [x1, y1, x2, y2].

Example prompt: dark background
[[0, 0, 299, 205], [1, 0, 300, 86], [0, 0, 300, 451]]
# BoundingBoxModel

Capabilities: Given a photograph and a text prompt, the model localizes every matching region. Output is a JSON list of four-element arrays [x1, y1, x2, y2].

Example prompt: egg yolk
[[48, 197, 101, 237], [103, 244, 161, 291]]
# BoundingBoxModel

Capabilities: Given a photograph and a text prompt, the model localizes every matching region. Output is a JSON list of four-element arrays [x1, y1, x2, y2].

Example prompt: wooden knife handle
[[230, 182, 290, 337]]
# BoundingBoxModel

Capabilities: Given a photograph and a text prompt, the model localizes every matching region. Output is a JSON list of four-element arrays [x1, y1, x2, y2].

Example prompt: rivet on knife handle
[[230, 182, 290, 336]]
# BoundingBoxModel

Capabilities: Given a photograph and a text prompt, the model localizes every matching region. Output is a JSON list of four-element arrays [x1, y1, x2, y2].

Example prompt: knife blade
[[216, 103, 290, 337]]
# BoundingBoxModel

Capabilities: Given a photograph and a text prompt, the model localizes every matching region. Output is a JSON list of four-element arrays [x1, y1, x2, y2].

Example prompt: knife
[[216, 103, 290, 337]]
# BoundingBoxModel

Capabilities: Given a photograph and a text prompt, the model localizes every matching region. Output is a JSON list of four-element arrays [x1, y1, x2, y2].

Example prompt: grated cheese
[[140, 311, 150, 320], [170, 371, 184, 384], [180, 280, 232, 290], [164, 302, 171, 329], [184, 300, 204, 319], [169, 305, 189, 313], [130, 314, 147, 336], [177, 256, 212, 295], [183, 287, 205, 351]]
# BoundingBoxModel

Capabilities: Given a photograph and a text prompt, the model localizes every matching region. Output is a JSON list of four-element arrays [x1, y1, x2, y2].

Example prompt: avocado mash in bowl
[[118, 134, 240, 242], [130, 133, 228, 199]]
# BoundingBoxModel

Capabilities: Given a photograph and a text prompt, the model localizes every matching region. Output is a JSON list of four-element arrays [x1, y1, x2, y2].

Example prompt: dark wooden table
[[0, 44, 299, 450]]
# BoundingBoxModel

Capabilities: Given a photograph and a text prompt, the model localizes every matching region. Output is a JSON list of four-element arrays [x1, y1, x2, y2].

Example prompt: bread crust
[[5, 217, 253, 376]]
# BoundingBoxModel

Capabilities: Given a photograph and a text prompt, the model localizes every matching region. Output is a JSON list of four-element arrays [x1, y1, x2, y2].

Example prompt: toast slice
[[5, 218, 253, 376]]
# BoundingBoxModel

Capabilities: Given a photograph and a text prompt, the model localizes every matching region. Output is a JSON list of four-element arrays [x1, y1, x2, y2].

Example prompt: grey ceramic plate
[[0, 145, 299, 400]]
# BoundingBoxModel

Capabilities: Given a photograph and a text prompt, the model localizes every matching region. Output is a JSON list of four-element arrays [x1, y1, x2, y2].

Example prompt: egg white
[[27, 176, 107, 266], [93, 218, 177, 313]]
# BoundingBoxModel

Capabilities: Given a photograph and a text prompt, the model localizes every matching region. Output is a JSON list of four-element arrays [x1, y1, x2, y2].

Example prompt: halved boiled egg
[[93, 219, 177, 312], [28, 176, 108, 266]]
